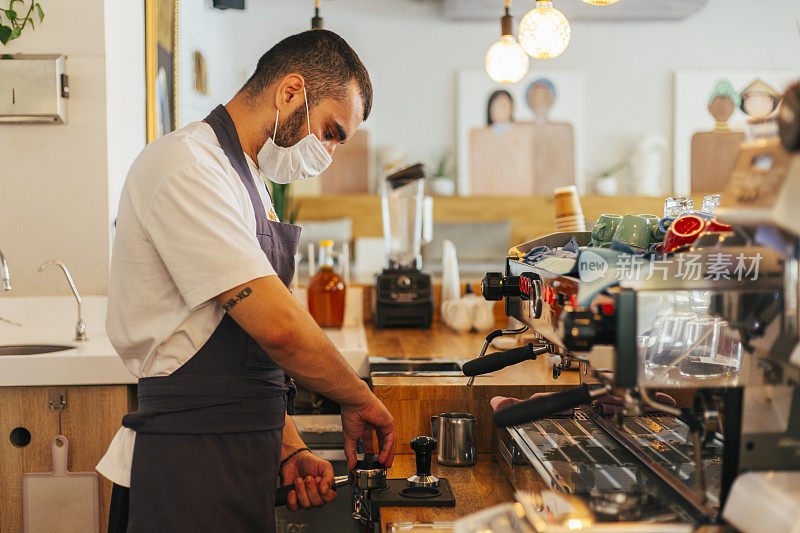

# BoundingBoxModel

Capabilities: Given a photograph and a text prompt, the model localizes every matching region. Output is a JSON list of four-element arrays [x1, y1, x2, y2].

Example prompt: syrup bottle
[[307, 240, 346, 328]]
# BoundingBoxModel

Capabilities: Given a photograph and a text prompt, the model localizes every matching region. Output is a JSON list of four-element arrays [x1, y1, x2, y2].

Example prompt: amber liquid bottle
[[307, 240, 346, 328]]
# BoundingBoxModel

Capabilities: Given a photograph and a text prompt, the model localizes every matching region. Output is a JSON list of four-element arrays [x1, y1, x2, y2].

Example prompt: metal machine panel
[[506, 410, 719, 523]]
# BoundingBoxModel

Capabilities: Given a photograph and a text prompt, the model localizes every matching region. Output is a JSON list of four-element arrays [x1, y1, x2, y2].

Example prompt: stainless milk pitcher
[[430, 412, 476, 466]]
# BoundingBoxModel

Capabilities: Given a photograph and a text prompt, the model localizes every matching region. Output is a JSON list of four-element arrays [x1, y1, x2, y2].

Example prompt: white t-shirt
[[96, 121, 281, 487]]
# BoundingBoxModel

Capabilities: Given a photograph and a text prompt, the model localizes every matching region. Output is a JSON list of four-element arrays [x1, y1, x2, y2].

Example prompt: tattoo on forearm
[[222, 287, 253, 312]]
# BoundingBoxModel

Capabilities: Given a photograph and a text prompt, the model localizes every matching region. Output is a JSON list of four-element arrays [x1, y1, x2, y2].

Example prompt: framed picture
[[673, 69, 796, 193], [145, 0, 180, 143], [456, 69, 585, 196]]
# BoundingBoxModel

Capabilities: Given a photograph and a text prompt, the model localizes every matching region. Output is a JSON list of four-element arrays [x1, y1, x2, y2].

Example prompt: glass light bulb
[[518, 0, 571, 59], [582, 0, 620, 4], [485, 35, 530, 84]]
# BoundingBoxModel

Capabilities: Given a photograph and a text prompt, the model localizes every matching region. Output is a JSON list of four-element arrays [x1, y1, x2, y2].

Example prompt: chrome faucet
[[39, 259, 87, 341], [0, 248, 11, 291]]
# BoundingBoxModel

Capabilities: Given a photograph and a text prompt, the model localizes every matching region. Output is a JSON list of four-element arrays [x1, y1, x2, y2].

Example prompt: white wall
[[105, 0, 146, 244], [179, 0, 242, 125], [0, 0, 144, 297], [181, 0, 800, 191], [0, 0, 111, 296]]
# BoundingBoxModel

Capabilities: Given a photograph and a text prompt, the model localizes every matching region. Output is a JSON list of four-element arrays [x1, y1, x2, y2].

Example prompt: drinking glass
[[663, 196, 694, 218], [679, 317, 743, 378], [700, 194, 721, 215], [646, 314, 692, 369]]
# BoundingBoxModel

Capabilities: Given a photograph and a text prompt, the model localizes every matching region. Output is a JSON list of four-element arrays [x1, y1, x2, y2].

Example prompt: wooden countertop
[[366, 323, 493, 360], [366, 323, 581, 388], [378, 454, 519, 531]]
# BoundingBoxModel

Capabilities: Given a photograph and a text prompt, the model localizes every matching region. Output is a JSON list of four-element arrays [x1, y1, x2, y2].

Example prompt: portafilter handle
[[274, 475, 350, 507], [493, 384, 611, 427], [462, 343, 547, 377], [467, 325, 530, 386]]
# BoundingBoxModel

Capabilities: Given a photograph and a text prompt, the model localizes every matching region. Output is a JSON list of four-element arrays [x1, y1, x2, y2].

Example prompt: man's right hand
[[341, 394, 396, 470]]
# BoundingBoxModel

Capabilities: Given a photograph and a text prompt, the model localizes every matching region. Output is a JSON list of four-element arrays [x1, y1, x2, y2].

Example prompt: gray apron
[[121, 105, 301, 533]]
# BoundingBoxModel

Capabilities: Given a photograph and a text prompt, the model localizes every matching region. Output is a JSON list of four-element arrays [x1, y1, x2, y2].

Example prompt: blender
[[375, 163, 434, 328]]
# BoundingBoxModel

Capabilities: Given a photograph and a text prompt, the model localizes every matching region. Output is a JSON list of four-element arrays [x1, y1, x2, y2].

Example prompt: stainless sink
[[0, 344, 75, 356], [369, 358, 465, 377]]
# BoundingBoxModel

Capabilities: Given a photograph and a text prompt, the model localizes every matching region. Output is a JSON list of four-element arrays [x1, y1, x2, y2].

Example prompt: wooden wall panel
[[374, 380, 575, 455], [0, 385, 132, 532]]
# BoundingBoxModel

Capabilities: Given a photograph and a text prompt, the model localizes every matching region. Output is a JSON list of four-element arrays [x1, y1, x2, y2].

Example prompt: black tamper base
[[370, 478, 455, 508], [400, 486, 441, 499]]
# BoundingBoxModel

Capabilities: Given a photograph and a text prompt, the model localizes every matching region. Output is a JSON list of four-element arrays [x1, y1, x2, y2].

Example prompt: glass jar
[[307, 240, 346, 328]]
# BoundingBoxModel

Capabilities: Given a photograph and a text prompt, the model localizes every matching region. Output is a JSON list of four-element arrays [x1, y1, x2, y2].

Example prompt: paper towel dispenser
[[0, 54, 69, 124]]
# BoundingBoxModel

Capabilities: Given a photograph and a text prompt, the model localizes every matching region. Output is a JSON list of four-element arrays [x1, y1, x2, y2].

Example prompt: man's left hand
[[279, 450, 337, 511]]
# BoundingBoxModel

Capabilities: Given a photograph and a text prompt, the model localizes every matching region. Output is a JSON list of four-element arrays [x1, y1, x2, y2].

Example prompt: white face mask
[[257, 87, 333, 184]]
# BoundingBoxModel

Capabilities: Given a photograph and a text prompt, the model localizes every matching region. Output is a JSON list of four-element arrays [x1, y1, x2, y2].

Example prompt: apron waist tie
[[123, 370, 290, 434]]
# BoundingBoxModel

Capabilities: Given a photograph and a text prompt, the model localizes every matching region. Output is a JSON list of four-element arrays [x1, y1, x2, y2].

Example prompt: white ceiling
[[439, 0, 709, 21]]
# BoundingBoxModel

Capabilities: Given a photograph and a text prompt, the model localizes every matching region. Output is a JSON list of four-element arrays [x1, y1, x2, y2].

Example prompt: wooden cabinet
[[0, 385, 134, 532]]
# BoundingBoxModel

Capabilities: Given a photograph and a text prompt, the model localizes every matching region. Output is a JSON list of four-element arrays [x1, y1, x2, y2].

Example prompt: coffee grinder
[[375, 163, 434, 328]]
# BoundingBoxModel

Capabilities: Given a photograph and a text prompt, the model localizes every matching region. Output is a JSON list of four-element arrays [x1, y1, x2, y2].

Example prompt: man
[[97, 30, 396, 532]]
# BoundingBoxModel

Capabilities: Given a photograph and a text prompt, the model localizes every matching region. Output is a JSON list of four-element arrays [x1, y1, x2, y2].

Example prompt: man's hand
[[341, 395, 397, 470], [218, 277, 399, 470], [279, 450, 337, 512]]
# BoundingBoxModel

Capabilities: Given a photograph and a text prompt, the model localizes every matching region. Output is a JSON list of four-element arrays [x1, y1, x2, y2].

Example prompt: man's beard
[[271, 106, 307, 148]]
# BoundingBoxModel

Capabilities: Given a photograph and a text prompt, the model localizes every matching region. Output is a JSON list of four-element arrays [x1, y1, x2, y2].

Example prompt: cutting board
[[23, 436, 99, 533]]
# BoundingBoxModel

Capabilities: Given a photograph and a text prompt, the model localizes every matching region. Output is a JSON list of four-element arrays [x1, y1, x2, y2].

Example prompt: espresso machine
[[375, 163, 434, 328], [456, 83, 800, 531]]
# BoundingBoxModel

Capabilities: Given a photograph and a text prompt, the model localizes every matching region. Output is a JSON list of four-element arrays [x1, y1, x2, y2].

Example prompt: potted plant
[[429, 149, 455, 196], [271, 183, 301, 223], [590, 160, 627, 196], [0, 1, 44, 45]]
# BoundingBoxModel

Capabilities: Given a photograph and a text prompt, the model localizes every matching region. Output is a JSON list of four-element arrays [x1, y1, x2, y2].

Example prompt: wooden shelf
[[295, 194, 709, 246]]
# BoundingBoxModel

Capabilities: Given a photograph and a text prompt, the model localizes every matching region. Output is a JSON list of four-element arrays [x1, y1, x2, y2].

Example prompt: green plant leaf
[[9, 26, 19, 40], [0, 25, 11, 45], [5, 10, 16, 20], [289, 203, 302, 224], [35, 3, 43, 22]]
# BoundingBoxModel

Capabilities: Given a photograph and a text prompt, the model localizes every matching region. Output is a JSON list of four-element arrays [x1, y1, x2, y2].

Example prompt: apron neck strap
[[203, 105, 271, 222]]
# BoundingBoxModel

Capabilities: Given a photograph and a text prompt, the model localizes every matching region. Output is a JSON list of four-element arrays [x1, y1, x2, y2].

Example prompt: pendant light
[[311, 0, 323, 29], [485, 0, 529, 84], [518, 0, 571, 59], [582, 0, 621, 4]]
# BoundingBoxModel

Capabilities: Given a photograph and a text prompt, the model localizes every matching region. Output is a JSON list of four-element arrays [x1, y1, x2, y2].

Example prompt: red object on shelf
[[599, 301, 614, 315], [661, 214, 733, 254]]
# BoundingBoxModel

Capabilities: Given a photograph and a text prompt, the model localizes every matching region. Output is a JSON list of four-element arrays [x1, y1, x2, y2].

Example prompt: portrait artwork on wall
[[457, 69, 585, 196], [292, 129, 372, 197], [674, 70, 796, 194], [689, 79, 746, 193]]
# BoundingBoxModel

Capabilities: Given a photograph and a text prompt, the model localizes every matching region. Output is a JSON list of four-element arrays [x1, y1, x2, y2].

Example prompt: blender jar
[[381, 177, 425, 270]]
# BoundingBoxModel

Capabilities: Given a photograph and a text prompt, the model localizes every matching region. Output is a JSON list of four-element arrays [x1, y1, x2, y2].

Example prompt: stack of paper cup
[[553, 185, 586, 232]]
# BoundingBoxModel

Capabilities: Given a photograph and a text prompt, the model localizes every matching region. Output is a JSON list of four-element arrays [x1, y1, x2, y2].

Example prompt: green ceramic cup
[[638, 213, 663, 243], [591, 214, 623, 246], [611, 214, 652, 252]]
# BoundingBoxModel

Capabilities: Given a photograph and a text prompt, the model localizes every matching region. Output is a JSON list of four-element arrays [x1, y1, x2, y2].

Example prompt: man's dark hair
[[242, 29, 372, 121]]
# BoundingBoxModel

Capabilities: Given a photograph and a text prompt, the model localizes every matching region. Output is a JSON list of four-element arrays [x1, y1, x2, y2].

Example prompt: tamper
[[407, 436, 440, 488]]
